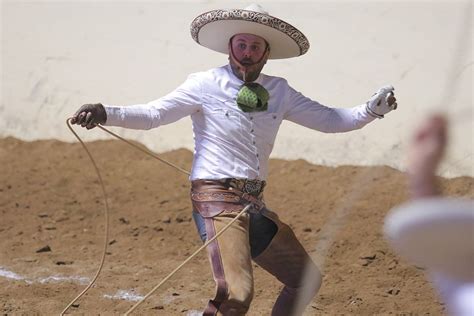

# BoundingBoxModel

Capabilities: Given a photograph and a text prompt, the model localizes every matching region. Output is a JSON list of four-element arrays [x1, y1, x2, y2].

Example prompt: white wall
[[1, 0, 472, 177]]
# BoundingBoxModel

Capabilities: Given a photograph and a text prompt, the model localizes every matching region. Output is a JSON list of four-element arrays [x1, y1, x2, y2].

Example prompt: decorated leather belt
[[191, 178, 266, 213], [218, 178, 266, 197]]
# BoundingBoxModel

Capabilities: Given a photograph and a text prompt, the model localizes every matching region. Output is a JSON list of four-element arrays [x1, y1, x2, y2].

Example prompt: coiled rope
[[62, 118, 250, 315], [60, 119, 111, 316]]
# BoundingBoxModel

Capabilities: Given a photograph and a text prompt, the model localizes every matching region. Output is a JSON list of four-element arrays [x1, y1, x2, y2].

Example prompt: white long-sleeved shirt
[[104, 64, 375, 180]]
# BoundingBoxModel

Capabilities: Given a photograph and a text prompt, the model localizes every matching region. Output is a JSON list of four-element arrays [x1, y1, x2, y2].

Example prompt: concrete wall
[[1, 0, 472, 177]]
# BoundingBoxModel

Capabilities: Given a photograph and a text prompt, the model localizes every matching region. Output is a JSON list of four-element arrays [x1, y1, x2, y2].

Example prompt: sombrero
[[190, 4, 310, 60], [384, 197, 474, 281]]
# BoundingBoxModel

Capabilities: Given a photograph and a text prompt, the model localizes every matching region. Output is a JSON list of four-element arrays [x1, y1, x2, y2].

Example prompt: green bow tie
[[236, 83, 269, 113]]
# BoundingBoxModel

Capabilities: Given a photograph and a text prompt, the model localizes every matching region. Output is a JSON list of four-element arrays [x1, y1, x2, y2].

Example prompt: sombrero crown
[[190, 4, 310, 60]]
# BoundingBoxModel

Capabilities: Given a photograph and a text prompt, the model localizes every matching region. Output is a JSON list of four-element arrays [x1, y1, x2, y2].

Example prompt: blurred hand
[[366, 85, 398, 118], [408, 114, 448, 198], [70, 103, 107, 129]]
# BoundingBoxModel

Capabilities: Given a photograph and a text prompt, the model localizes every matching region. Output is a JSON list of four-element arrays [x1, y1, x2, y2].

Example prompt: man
[[72, 4, 397, 315], [385, 115, 473, 316]]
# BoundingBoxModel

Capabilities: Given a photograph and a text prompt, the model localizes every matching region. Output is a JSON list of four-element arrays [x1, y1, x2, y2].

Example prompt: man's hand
[[366, 85, 398, 119], [70, 103, 107, 129], [408, 114, 447, 198]]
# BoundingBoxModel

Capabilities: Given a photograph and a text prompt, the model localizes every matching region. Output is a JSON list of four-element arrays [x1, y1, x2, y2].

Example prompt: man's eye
[[239, 43, 246, 50], [251, 45, 260, 51]]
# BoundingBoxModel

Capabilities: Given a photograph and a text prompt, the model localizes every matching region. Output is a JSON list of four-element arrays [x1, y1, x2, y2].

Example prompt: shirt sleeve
[[283, 84, 376, 133], [103, 74, 202, 130]]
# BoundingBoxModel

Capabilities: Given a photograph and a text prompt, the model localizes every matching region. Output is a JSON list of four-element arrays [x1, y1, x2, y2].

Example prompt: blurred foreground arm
[[407, 114, 448, 199], [70, 103, 107, 129]]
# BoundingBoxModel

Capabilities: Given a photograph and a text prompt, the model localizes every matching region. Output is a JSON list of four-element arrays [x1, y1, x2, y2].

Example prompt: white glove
[[366, 85, 398, 119]]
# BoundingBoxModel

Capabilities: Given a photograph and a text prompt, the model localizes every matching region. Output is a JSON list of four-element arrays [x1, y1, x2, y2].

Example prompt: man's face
[[229, 33, 269, 82]]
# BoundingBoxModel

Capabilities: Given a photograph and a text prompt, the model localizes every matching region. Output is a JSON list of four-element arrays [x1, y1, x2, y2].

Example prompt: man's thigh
[[206, 211, 255, 312], [253, 208, 319, 288], [249, 210, 278, 258]]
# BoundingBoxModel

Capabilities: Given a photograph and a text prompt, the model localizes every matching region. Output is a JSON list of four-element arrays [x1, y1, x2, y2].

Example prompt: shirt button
[[256, 154, 259, 157], [253, 141, 256, 145], [250, 116, 253, 120], [257, 167, 260, 170], [250, 129, 254, 133], [273, 115, 277, 119]]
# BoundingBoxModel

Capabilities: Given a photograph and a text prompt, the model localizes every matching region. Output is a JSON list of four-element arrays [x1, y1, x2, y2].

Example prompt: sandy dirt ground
[[1, 137, 472, 315]]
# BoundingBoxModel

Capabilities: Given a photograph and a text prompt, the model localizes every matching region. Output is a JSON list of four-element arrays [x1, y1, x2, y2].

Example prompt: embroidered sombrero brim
[[190, 8, 310, 60]]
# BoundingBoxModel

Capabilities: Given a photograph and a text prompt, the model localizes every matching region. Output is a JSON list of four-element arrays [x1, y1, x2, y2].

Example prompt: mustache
[[240, 58, 254, 65]]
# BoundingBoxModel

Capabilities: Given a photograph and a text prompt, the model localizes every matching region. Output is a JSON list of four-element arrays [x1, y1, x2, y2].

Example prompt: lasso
[[61, 119, 251, 315]]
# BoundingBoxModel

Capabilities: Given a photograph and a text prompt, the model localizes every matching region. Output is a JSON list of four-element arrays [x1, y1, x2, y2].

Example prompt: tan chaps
[[191, 182, 322, 315]]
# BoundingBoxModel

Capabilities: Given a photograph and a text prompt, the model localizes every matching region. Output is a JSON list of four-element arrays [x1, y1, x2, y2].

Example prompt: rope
[[62, 119, 250, 315], [124, 204, 252, 315], [96, 125, 190, 176], [61, 118, 110, 315]]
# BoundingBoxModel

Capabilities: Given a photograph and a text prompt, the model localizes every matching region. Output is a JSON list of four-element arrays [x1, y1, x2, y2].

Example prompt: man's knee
[[218, 273, 254, 315], [208, 285, 253, 316], [218, 298, 252, 315], [206, 290, 253, 316]]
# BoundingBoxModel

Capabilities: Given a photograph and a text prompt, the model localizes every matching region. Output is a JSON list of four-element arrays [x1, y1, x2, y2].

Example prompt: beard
[[228, 46, 269, 82]]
